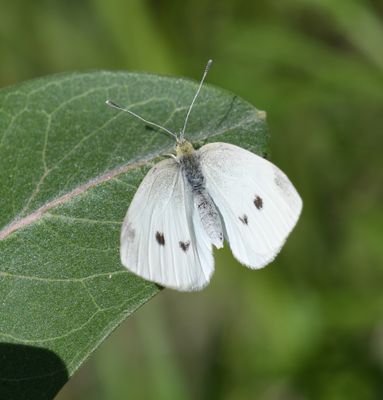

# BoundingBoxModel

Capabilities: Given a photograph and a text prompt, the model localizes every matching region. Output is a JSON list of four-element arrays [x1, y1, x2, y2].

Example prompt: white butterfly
[[106, 60, 302, 292]]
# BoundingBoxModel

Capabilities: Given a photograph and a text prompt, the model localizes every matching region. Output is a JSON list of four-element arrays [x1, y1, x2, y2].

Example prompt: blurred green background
[[1, 0, 383, 399]]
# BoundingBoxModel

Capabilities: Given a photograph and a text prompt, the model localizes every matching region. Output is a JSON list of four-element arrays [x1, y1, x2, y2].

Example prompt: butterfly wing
[[199, 142, 302, 269], [120, 158, 214, 291]]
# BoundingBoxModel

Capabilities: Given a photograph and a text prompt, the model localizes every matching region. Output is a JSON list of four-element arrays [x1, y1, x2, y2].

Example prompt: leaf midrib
[[0, 155, 154, 241]]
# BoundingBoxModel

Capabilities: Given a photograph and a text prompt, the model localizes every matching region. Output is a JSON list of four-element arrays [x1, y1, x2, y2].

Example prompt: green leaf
[[0, 71, 268, 399]]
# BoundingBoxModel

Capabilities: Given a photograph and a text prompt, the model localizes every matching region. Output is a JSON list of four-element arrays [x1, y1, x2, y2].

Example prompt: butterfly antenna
[[105, 100, 178, 140], [180, 59, 213, 141]]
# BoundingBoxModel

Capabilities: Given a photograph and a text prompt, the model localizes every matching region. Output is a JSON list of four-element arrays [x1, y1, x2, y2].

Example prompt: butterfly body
[[178, 140, 224, 249]]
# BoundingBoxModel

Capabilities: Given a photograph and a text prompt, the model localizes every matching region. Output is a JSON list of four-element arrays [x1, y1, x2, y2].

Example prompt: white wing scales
[[199, 142, 302, 269], [120, 158, 214, 291], [121, 142, 302, 291]]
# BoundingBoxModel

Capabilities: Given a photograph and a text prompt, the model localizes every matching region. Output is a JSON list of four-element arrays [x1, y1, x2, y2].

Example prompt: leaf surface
[[0, 71, 268, 399]]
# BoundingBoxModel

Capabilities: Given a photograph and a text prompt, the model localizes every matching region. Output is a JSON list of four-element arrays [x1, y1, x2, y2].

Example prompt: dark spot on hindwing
[[254, 195, 263, 210], [239, 214, 248, 225], [126, 223, 135, 241], [156, 231, 165, 245], [179, 241, 190, 252]]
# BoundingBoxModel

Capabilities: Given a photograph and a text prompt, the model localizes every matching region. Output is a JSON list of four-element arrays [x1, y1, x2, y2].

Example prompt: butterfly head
[[176, 140, 195, 157]]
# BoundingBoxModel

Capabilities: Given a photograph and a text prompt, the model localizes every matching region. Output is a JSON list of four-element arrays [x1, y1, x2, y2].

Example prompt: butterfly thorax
[[177, 140, 224, 248], [178, 143, 204, 192], [177, 140, 205, 191], [176, 139, 194, 157]]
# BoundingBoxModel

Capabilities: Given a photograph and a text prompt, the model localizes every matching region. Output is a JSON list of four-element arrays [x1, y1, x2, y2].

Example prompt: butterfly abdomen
[[193, 190, 223, 248], [179, 150, 223, 249]]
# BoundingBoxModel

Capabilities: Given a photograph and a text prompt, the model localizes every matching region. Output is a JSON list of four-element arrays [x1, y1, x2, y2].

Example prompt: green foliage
[[0, 72, 268, 399], [1, 0, 383, 399]]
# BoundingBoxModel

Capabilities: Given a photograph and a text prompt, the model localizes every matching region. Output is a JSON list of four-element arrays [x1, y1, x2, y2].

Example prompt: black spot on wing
[[179, 241, 190, 252], [156, 231, 165, 245], [254, 195, 263, 210], [239, 215, 248, 225]]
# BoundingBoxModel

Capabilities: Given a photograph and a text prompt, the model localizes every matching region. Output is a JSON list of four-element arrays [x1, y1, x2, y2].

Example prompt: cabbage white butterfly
[[106, 60, 302, 291]]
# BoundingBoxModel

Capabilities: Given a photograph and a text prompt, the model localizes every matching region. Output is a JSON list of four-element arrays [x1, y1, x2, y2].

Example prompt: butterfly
[[106, 60, 302, 291]]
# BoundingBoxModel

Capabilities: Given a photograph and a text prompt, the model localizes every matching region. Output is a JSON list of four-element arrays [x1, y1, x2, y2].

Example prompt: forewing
[[199, 142, 302, 269], [120, 158, 214, 291]]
